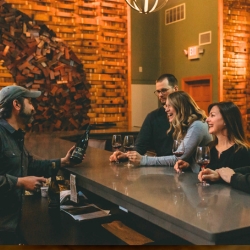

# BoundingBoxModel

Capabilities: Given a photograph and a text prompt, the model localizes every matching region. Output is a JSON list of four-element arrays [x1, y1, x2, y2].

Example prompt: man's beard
[[19, 108, 34, 125]]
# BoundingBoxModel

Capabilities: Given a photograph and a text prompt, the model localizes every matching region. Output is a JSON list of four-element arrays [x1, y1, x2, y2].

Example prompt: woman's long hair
[[208, 101, 250, 150], [167, 91, 207, 140]]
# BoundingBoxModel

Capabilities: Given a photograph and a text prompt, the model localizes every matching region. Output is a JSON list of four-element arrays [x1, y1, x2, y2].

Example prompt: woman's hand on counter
[[174, 160, 190, 173], [126, 151, 142, 165], [198, 168, 220, 182], [109, 151, 128, 162], [216, 167, 235, 183]]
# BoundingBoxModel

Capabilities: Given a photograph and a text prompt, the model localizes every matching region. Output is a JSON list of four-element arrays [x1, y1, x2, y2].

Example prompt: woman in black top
[[203, 101, 250, 170], [176, 102, 250, 193], [207, 144, 250, 170]]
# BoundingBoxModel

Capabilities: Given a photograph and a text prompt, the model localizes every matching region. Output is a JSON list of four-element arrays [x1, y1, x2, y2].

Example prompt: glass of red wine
[[112, 135, 122, 151], [172, 140, 185, 173], [111, 134, 122, 163], [196, 146, 210, 186], [123, 135, 135, 168]]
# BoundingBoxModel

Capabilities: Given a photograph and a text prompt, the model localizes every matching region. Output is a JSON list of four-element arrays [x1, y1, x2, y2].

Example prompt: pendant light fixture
[[125, 0, 168, 14]]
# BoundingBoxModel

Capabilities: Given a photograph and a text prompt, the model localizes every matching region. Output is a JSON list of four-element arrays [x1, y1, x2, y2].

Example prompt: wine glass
[[123, 135, 135, 168], [112, 135, 122, 151], [111, 134, 122, 164], [172, 140, 185, 173], [196, 146, 210, 186]]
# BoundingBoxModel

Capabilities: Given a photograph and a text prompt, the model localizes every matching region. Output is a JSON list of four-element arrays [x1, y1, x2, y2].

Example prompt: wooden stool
[[101, 220, 153, 245]]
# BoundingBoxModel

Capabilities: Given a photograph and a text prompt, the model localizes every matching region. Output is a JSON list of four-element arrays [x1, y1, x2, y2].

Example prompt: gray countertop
[[25, 133, 250, 245]]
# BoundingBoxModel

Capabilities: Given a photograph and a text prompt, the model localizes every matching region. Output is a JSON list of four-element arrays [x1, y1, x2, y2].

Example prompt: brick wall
[[223, 0, 250, 136], [1, 0, 128, 130]]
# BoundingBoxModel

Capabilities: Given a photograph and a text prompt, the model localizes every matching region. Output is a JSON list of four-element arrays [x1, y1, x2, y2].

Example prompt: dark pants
[[0, 229, 27, 245]]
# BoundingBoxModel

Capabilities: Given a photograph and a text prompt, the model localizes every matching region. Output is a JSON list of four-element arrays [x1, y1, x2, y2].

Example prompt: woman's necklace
[[216, 143, 234, 158]]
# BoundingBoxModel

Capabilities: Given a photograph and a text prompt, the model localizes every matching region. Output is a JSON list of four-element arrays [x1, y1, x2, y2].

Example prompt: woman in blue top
[[126, 91, 212, 173]]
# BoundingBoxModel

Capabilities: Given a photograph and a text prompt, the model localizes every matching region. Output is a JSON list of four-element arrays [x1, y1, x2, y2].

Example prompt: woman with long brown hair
[[177, 101, 250, 169], [127, 91, 212, 173], [175, 101, 250, 192]]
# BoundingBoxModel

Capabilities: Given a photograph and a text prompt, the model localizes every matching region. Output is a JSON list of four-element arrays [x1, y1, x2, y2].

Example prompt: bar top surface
[[24, 133, 250, 244]]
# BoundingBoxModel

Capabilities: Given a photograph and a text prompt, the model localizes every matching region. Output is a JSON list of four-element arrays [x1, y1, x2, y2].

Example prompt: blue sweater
[[140, 120, 213, 173]]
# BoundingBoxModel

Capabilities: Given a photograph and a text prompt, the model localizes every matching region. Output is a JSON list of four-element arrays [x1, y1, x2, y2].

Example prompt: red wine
[[124, 146, 134, 151], [173, 151, 184, 157], [197, 159, 210, 170], [112, 143, 122, 150]]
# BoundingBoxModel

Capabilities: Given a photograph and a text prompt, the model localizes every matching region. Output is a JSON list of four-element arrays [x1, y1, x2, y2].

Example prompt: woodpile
[[3, 0, 128, 129], [0, 0, 91, 131]]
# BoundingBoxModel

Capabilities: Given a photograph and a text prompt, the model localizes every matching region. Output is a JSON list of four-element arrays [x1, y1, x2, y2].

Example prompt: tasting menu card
[[61, 174, 110, 221], [60, 204, 110, 221]]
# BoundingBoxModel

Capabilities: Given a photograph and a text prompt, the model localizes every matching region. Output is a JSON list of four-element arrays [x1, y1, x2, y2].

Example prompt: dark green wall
[[131, 10, 160, 84], [159, 0, 219, 101], [131, 0, 219, 101]]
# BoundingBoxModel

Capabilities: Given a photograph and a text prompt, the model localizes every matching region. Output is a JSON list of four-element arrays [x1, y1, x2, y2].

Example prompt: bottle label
[[72, 147, 85, 159]]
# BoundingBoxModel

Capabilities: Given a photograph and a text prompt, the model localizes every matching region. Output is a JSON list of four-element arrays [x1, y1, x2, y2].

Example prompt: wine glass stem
[[126, 151, 133, 167], [177, 157, 183, 173], [115, 149, 119, 163], [201, 166, 206, 185]]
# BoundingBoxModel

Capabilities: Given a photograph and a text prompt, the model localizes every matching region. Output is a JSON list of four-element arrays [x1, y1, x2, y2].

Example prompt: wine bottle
[[70, 124, 91, 164], [48, 162, 60, 210]]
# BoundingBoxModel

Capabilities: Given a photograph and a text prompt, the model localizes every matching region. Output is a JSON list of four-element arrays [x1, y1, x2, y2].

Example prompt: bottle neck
[[51, 174, 57, 182], [51, 161, 57, 178]]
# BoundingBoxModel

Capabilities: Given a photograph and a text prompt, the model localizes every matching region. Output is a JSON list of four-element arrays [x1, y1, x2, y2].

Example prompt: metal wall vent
[[199, 31, 212, 45], [165, 3, 185, 25]]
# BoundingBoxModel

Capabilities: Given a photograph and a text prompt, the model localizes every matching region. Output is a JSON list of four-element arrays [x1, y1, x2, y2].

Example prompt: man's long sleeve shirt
[[134, 107, 173, 156], [0, 119, 60, 232]]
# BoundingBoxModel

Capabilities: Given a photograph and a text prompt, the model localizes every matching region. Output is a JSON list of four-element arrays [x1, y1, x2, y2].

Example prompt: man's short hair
[[156, 74, 178, 87], [0, 96, 24, 119]]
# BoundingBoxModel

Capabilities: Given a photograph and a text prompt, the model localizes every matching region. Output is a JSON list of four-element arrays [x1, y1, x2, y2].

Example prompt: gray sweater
[[140, 120, 213, 173]]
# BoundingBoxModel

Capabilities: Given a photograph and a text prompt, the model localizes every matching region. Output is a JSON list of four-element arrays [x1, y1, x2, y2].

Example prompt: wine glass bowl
[[111, 135, 122, 151], [172, 140, 185, 173], [196, 146, 210, 186], [123, 135, 135, 168]]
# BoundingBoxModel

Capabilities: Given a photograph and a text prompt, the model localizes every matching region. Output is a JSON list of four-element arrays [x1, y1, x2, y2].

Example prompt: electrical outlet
[[139, 66, 143, 72]]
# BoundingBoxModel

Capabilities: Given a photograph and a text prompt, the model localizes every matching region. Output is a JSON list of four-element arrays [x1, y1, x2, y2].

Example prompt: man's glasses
[[154, 88, 169, 96]]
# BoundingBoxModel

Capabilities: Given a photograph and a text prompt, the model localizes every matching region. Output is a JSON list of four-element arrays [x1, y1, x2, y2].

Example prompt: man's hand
[[126, 151, 142, 165], [174, 160, 189, 173], [16, 176, 46, 192], [216, 167, 235, 183], [61, 145, 85, 167], [109, 151, 127, 162], [198, 168, 220, 182]]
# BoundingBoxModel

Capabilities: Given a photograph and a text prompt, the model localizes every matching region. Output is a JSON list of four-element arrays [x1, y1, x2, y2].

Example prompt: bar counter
[[24, 133, 250, 245], [25, 126, 140, 152], [60, 126, 140, 141]]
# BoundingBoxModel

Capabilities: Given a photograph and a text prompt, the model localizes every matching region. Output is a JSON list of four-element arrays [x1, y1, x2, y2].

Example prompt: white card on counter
[[70, 174, 78, 203]]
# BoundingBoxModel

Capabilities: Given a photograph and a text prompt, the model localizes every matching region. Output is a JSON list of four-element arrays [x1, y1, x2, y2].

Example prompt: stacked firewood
[[0, 0, 90, 132]]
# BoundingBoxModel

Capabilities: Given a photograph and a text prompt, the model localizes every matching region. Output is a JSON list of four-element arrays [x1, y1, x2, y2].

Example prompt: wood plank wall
[[2, 0, 128, 129]]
